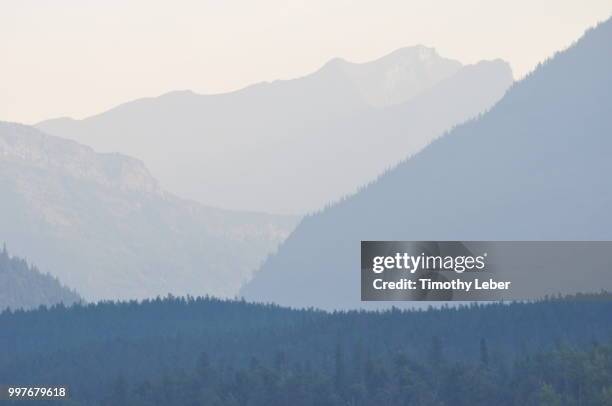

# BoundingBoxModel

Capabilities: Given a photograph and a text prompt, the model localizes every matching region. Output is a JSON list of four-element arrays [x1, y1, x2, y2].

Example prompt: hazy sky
[[1, 0, 610, 124]]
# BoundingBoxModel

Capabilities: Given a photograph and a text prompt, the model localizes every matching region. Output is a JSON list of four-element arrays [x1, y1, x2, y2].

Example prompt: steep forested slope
[[0, 246, 81, 310], [242, 18, 612, 309]]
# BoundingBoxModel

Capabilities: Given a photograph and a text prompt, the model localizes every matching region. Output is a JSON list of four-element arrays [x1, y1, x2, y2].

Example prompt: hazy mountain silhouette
[[37, 46, 512, 214], [241, 18, 612, 309], [0, 122, 297, 301], [0, 245, 81, 310]]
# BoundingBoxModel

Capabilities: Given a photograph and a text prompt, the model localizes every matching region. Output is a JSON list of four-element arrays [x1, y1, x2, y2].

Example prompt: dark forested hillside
[[0, 245, 81, 310], [0, 294, 611, 405], [241, 17, 612, 309]]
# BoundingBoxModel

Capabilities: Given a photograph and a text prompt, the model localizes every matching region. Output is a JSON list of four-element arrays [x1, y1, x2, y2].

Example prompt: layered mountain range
[[38, 46, 513, 214]]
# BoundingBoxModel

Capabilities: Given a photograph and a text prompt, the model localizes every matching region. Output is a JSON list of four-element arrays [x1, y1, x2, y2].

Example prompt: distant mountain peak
[[158, 89, 199, 99], [323, 45, 463, 107], [379, 44, 439, 61], [322, 45, 442, 68]]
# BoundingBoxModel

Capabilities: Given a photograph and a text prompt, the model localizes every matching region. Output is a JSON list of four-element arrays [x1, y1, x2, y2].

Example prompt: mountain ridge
[[36, 44, 462, 127], [36, 47, 513, 214], [1, 121, 160, 195]]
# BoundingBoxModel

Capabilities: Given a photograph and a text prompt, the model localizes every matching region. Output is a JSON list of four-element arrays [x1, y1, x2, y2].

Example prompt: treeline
[[0, 294, 611, 405], [0, 245, 81, 311]]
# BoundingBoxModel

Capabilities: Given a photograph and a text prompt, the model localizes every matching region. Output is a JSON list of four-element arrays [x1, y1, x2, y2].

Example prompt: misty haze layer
[[38, 46, 513, 214], [241, 19, 612, 310], [0, 122, 297, 301]]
